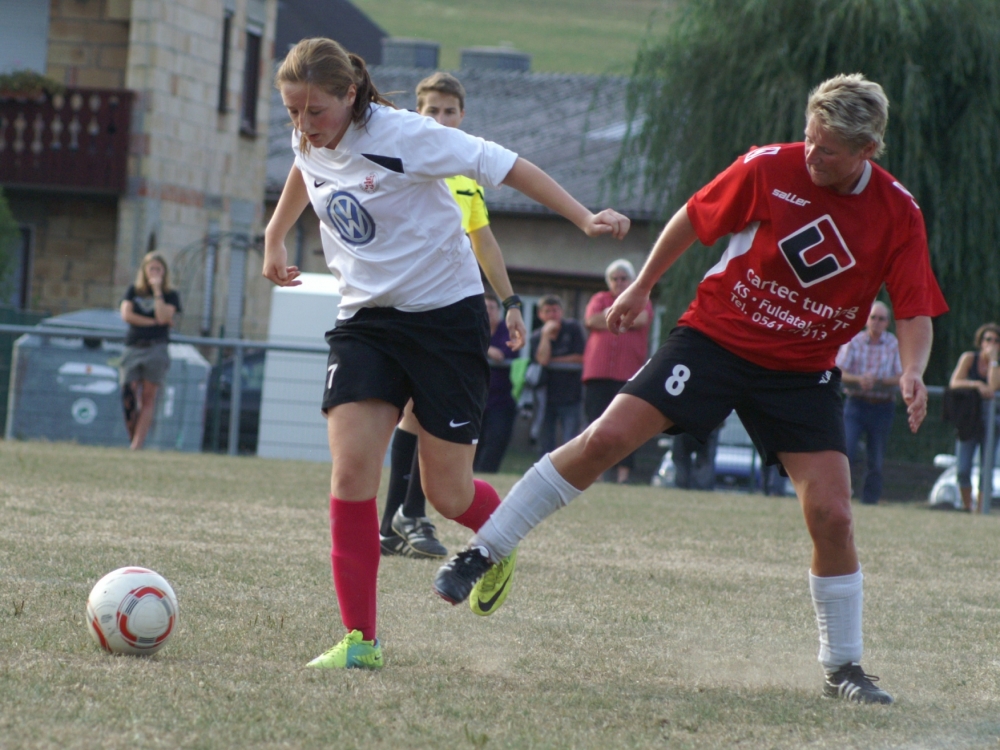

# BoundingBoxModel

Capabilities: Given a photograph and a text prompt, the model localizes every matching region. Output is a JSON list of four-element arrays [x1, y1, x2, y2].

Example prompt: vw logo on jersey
[[327, 191, 376, 246], [778, 214, 855, 288]]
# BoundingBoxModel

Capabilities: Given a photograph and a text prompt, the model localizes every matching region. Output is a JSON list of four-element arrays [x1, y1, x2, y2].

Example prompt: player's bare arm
[[501, 158, 630, 239], [468, 225, 526, 351], [262, 165, 310, 287], [606, 205, 698, 333], [895, 315, 933, 432]]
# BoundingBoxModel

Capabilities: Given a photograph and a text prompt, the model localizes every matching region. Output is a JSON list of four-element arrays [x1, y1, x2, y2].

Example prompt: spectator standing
[[671, 429, 719, 490], [530, 295, 586, 455], [948, 323, 1000, 512], [119, 252, 180, 450], [583, 259, 653, 483], [836, 301, 902, 505], [474, 294, 518, 472]]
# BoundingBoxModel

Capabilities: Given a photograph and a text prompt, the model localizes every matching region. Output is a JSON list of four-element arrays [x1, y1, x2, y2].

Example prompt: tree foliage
[[614, 0, 1000, 383]]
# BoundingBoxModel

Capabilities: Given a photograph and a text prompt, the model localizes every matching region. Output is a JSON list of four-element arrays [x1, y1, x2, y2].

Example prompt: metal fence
[[1, 320, 996, 508], [0, 322, 325, 457]]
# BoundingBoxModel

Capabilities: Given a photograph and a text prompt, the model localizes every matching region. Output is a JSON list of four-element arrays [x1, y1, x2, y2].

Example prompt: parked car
[[202, 349, 264, 454], [928, 453, 1000, 510], [651, 412, 793, 495]]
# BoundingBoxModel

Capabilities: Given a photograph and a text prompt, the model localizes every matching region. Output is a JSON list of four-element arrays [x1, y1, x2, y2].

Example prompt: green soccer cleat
[[470, 548, 517, 616], [306, 630, 384, 670]]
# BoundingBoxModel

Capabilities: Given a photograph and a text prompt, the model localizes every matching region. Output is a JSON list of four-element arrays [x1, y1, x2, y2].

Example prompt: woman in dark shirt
[[118, 252, 181, 449]]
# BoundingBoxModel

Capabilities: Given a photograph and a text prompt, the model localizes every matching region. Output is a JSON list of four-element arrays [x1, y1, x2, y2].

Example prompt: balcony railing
[[0, 88, 133, 194]]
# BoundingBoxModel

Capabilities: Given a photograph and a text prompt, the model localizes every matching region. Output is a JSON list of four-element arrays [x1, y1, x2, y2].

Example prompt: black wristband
[[502, 294, 522, 313]]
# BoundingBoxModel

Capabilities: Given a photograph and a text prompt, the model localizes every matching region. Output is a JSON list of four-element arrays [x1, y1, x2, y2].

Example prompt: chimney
[[380, 38, 440, 68], [459, 47, 531, 72]]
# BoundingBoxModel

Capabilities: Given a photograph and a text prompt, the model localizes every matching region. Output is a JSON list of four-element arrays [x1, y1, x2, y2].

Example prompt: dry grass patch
[[2, 441, 1000, 748]]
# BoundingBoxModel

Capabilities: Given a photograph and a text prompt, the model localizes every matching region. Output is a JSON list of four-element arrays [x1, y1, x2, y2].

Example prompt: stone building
[[0, 0, 278, 339]]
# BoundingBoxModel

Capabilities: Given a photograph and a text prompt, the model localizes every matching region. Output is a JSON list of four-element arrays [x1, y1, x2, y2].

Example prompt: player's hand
[[505, 308, 526, 352], [606, 283, 649, 335], [262, 242, 302, 287], [583, 209, 630, 240], [859, 373, 876, 391], [900, 371, 928, 433]]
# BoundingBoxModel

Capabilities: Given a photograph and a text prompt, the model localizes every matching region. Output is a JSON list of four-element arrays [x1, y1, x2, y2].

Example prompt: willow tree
[[613, 0, 1000, 383]]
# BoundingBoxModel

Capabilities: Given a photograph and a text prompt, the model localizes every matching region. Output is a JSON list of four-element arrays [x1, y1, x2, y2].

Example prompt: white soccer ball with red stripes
[[86, 567, 178, 656]]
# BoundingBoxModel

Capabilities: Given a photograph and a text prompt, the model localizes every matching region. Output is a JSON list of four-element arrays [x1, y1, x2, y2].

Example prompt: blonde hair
[[275, 38, 394, 154], [134, 252, 171, 296], [806, 73, 889, 158], [415, 72, 466, 111]]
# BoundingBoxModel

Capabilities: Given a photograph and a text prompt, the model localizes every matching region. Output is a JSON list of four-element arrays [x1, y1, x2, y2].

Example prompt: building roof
[[266, 66, 656, 220], [274, 0, 386, 63]]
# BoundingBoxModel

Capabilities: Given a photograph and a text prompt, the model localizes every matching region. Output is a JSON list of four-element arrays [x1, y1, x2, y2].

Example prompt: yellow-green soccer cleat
[[306, 630, 384, 669], [470, 548, 517, 616]]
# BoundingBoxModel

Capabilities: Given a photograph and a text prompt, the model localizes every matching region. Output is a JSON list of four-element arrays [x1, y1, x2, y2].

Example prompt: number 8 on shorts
[[665, 364, 691, 396]]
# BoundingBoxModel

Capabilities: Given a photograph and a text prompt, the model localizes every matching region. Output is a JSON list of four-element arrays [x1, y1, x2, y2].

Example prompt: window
[[239, 27, 262, 136], [217, 9, 233, 113], [0, 3, 49, 74], [1, 226, 32, 310]]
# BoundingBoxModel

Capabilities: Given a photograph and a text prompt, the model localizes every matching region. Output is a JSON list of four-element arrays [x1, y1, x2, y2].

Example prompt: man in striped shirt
[[836, 301, 902, 505]]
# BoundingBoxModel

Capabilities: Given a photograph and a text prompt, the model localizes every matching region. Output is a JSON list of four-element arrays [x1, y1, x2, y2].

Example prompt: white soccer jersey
[[291, 104, 519, 319]]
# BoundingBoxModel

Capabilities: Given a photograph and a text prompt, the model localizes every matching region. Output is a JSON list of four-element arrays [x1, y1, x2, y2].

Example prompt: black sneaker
[[433, 546, 492, 604], [380, 533, 414, 557], [823, 663, 894, 704], [391, 509, 448, 559]]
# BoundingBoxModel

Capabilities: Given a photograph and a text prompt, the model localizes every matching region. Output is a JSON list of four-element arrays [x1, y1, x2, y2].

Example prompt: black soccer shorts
[[322, 295, 490, 444], [620, 326, 846, 467]]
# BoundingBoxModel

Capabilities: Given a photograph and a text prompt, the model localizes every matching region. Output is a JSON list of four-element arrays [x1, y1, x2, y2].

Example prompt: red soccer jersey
[[681, 143, 948, 371]]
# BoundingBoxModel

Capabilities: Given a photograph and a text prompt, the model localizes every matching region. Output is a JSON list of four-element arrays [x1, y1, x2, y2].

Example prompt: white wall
[[256, 273, 339, 462]]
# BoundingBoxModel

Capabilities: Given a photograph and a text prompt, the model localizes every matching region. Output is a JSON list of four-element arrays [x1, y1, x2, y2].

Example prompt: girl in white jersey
[[263, 38, 629, 669]]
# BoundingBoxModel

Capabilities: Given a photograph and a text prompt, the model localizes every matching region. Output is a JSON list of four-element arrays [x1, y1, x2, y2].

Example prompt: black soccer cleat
[[380, 533, 414, 557], [391, 509, 448, 559], [433, 546, 492, 605], [823, 663, 894, 704]]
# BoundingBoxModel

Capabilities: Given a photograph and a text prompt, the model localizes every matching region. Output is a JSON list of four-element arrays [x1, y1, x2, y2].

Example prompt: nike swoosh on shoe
[[474, 575, 510, 613]]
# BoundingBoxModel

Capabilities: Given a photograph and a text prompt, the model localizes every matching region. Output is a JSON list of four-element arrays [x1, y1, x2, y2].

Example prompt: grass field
[[3, 440, 1000, 749], [353, 0, 674, 75]]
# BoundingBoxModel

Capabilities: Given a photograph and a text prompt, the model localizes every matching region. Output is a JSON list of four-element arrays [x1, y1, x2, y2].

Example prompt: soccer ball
[[86, 567, 178, 656]]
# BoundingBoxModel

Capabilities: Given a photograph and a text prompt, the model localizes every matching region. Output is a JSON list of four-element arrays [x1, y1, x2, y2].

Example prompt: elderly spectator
[[835, 301, 902, 505], [583, 259, 653, 483], [530, 295, 586, 455], [948, 323, 1000, 512]]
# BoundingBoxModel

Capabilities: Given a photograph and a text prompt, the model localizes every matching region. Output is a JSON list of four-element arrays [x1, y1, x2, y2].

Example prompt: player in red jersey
[[435, 74, 948, 704]]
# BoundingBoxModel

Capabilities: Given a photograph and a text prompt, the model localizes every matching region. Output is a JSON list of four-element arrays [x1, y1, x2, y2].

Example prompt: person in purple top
[[474, 293, 518, 472]]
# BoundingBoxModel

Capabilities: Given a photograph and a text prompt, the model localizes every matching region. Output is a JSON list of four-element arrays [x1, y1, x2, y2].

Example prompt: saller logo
[[327, 191, 376, 245], [772, 188, 810, 206], [778, 214, 855, 288]]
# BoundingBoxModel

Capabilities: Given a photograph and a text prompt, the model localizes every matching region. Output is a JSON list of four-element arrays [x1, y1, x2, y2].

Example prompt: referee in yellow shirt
[[379, 72, 528, 558]]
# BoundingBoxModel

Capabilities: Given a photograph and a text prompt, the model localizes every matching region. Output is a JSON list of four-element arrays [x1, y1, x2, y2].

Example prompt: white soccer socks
[[472, 454, 582, 561], [810, 568, 864, 671]]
